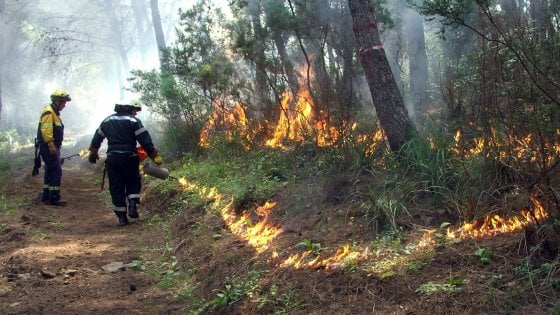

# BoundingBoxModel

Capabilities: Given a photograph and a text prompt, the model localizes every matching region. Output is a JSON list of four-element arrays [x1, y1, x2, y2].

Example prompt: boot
[[48, 199, 68, 206], [128, 199, 139, 219], [41, 188, 50, 203], [115, 211, 129, 226]]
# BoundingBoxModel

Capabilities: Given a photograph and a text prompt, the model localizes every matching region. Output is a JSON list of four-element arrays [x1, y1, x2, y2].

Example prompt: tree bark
[[131, 0, 151, 60], [150, 0, 168, 72], [0, 0, 5, 120], [406, 6, 429, 113], [0, 68, 3, 122], [272, 31, 298, 95], [347, 0, 417, 152], [103, 0, 130, 96], [249, 0, 271, 121]]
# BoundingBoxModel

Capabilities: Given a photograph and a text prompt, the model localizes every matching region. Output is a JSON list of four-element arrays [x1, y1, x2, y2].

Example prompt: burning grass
[[170, 157, 551, 273], [158, 83, 560, 311], [142, 147, 560, 313]]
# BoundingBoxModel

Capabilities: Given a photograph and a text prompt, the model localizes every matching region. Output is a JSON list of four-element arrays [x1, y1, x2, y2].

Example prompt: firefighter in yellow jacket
[[37, 89, 71, 206]]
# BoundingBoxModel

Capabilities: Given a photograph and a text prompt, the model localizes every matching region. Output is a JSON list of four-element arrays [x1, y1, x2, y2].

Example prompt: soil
[[0, 155, 181, 314], [1, 148, 559, 314]]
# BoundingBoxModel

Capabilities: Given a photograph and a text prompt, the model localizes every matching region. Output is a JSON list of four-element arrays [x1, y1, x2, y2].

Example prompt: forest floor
[[0, 151, 186, 314], [0, 147, 558, 314]]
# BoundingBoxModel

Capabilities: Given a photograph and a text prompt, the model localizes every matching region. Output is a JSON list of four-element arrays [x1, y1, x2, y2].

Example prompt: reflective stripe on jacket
[[37, 105, 64, 147], [90, 113, 157, 156]]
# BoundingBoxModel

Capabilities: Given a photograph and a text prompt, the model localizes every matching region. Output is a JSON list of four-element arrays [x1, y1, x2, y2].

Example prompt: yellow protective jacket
[[37, 104, 64, 147]]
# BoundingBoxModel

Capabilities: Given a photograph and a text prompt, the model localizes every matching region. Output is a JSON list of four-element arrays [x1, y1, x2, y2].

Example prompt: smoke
[[0, 0, 215, 144]]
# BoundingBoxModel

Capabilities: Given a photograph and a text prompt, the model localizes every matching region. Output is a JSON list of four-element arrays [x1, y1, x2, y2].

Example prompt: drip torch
[[60, 153, 80, 165], [143, 162, 177, 180]]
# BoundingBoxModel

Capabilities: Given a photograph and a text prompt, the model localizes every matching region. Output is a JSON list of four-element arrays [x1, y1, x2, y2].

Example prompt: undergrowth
[[137, 126, 560, 313]]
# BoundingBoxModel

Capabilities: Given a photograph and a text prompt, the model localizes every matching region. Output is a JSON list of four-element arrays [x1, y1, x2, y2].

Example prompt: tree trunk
[[0, 67, 3, 122], [103, 0, 130, 94], [0, 0, 5, 120], [131, 0, 151, 62], [150, 0, 168, 72], [249, 0, 271, 122], [347, 0, 417, 152], [530, 0, 555, 39], [405, 6, 429, 114], [272, 31, 298, 95]]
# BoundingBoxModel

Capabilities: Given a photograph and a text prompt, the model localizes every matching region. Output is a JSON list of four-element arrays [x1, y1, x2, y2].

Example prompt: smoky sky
[[0, 0, 230, 141], [1, 0, 435, 145]]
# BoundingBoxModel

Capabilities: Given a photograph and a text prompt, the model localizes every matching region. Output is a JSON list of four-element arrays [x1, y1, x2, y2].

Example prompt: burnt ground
[[1, 149, 559, 314]]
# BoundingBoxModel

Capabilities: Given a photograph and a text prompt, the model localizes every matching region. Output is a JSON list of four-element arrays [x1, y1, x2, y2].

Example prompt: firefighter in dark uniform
[[87, 100, 162, 226], [37, 89, 71, 206]]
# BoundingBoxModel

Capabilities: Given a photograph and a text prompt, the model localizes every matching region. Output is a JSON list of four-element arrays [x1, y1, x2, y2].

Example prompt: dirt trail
[[0, 158, 176, 314]]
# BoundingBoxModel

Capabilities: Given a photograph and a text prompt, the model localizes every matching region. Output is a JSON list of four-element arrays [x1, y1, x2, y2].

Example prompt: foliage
[[182, 152, 282, 206], [28, 228, 50, 240], [475, 247, 493, 265], [407, 259, 427, 272], [296, 239, 323, 255], [129, 70, 207, 152], [201, 270, 267, 312], [0, 195, 16, 216], [416, 279, 464, 294], [255, 284, 308, 315], [131, 1, 237, 156], [399, 136, 460, 200], [514, 260, 560, 280], [0, 130, 26, 161]]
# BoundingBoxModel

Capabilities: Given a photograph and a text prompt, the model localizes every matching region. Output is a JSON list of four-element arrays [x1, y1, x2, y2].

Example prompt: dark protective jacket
[[37, 104, 64, 147], [90, 112, 157, 156]]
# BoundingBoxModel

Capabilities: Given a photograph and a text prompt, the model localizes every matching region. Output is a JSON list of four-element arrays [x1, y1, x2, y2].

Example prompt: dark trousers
[[39, 144, 62, 202], [106, 153, 141, 211]]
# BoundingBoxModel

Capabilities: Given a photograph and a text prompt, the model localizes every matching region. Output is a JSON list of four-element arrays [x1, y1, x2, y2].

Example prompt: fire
[[359, 129, 385, 156], [199, 65, 367, 150], [199, 101, 253, 148], [455, 197, 548, 238], [278, 244, 369, 270], [415, 197, 549, 252], [452, 128, 560, 167], [440, 197, 548, 240], [175, 177, 282, 253], [416, 228, 437, 248], [221, 201, 283, 253], [79, 148, 90, 157], [265, 87, 340, 148], [175, 174, 551, 273]]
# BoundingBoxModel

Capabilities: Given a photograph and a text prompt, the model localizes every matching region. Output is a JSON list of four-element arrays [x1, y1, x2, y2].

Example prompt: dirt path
[[0, 158, 175, 314]]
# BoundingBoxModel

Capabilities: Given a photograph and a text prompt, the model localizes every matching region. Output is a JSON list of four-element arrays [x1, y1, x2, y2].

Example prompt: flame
[[199, 101, 252, 148], [454, 129, 461, 143], [175, 177, 282, 253], [221, 201, 283, 253], [278, 244, 369, 270], [79, 148, 90, 157], [447, 197, 548, 239], [199, 65, 370, 150], [451, 127, 560, 167], [174, 173, 551, 272], [416, 228, 437, 248], [193, 104, 560, 271], [265, 87, 339, 148]]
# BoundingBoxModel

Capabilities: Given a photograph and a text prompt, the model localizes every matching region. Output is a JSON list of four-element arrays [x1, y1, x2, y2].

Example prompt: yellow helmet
[[114, 99, 142, 113], [51, 89, 71, 101], [130, 99, 142, 111]]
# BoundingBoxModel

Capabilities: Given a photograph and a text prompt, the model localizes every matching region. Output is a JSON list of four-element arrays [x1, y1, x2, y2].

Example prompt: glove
[[136, 147, 148, 162], [88, 148, 99, 164], [48, 143, 57, 156], [151, 152, 163, 165], [32, 156, 41, 177]]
